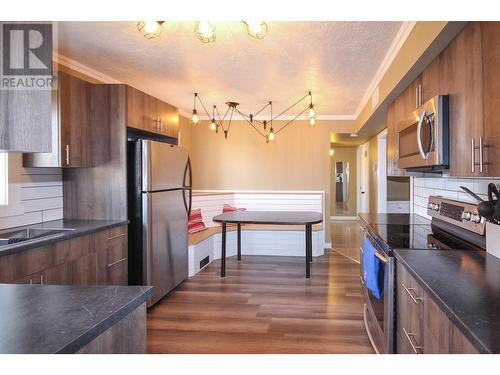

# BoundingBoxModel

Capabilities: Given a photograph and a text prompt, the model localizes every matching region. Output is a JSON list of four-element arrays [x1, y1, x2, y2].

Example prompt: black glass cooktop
[[368, 224, 483, 253]]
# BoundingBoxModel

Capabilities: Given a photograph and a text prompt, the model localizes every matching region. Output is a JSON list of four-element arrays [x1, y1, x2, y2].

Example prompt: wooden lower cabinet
[[77, 303, 146, 354], [0, 225, 128, 287], [95, 226, 128, 286], [397, 262, 479, 354]]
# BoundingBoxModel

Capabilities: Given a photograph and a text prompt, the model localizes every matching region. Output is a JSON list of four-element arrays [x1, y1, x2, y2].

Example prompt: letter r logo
[[2, 23, 52, 76]]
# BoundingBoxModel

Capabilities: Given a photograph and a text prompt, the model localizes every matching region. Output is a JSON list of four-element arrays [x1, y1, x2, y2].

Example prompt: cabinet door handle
[[29, 278, 33, 285], [65, 144, 70, 166], [107, 232, 127, 241], [107, 257, 127, 268], [478, 137, 490, 173], [40, 274, 44, 285], [401, 282, 423, 304], [403, 327, 422, 354], [471, 138, 476, 173]]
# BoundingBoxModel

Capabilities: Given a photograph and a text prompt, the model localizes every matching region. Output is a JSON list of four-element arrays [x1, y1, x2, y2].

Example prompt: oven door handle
[[417, 109, 433, 160]]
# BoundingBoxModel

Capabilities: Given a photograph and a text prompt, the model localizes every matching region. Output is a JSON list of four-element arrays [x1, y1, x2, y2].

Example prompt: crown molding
[[352, 21, 417, 118], [53, 52, 122, 84]]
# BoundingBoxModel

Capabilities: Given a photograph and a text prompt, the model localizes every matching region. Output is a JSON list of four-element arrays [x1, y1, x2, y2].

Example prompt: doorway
[[357, 142, 369, 213], [330, 147, 357, 219]]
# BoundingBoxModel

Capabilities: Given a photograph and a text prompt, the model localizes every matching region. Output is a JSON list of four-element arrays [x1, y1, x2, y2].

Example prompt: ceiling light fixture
[[350, 133, 359, 137], [137, 21, 165, 39], [191, 91, 316, 144], [242, 21, 268, 39], [195, 21, 216, 43]]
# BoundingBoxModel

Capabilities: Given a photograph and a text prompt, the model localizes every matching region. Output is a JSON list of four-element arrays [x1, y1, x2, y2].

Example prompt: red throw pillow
[[223, 204, 246, 213], [188, 208, 207, 234]]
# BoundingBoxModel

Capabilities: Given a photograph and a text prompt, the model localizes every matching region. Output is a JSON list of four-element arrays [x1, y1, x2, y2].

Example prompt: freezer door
[[143, 189, 188, 306], [142, 140, 190, 192]]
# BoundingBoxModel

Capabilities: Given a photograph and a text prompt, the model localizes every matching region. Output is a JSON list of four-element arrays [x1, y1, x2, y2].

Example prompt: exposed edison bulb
[[210, 120, 217, 131], [195, 21, 216, 43], [137, 21, 165, 39], [192, 110, 199, 124], [308, 105, 315, 119], [268, 128, 276, 142], [144, 21, 161, 33], [309, 117, 316, 126]]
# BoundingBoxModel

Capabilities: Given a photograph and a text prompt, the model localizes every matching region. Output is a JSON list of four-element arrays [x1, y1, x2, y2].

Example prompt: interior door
[[143, 189, 188, 306], [358, 142, 369, 213]]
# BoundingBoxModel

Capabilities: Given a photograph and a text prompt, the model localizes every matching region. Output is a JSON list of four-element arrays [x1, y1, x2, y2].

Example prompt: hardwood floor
[[147, 221, 372, 354], [331, 220, 362, 263]]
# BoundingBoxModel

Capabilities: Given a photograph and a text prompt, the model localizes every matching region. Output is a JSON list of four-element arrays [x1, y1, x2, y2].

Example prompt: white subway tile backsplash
[[0, 160, 63, 230], [414, 176, 500, 216], [424, 178, 446, 189]]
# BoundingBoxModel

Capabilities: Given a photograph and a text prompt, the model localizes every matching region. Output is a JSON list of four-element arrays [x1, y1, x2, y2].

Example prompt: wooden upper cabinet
[[158, 100, 179, 138], [23, 71, 93, 168], [59, 71, 93, 168], [481, 22, 500, 176], [387, 102, 405, 176], [420, 56, 443, 103], [126, 86, 146, 130], [143, 94, 159, 133], [126, 85, 179, 138], [446, 22, 484, 177]]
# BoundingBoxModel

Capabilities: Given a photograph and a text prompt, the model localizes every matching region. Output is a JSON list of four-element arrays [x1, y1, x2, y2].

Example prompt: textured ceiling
[[57, 21, 402, 117]]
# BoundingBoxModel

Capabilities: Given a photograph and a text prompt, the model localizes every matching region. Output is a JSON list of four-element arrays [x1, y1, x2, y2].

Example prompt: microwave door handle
[[427, 114, 435, 157], [417, 110, 428, 159]]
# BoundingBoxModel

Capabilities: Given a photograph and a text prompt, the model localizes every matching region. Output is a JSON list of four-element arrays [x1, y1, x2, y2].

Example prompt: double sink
[[0, 227, 75, 247]]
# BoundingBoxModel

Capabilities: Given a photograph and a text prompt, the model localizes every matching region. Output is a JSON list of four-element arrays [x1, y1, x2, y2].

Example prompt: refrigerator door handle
[[182, 188, 192, 217], [183, 157, 192, 189]]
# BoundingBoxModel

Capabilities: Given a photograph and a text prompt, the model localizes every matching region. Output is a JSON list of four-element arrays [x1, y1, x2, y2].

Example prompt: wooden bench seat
[[188, 223, 323, 246]]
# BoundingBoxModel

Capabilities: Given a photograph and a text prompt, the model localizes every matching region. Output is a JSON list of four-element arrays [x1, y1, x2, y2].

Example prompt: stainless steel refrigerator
[[128, 139, 192, 306]]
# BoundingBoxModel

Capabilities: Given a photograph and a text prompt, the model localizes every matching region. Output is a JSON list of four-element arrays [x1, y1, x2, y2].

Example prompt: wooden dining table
[[212, 211, 323, 278]]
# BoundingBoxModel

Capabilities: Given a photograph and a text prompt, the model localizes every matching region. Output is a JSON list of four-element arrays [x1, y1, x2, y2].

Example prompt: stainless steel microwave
[[397, 95, 449, 171]]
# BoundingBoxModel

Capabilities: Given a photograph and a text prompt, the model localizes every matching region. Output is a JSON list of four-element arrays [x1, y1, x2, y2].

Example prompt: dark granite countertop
[[0, 219, 129, 257], [358, 213, 431, 226], [393, 249, 500, 354], [0, 284, 153, 353]]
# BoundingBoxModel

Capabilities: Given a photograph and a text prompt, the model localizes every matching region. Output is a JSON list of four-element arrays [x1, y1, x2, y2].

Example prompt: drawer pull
[[403, 327, 422, 354], [107, 258, 127, 268], [402, 282, 423, 304], [107, 233, 127, 241]]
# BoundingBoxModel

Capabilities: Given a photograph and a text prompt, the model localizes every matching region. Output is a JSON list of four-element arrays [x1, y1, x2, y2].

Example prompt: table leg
[[305, 224, 312, 278], [221, 222, 227, 278], [237, 223, 242, 261]]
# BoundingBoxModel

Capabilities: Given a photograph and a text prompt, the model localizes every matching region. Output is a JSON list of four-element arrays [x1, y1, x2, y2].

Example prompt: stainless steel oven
[[361, 227, 395, 354], [397, 95, 449, 171]]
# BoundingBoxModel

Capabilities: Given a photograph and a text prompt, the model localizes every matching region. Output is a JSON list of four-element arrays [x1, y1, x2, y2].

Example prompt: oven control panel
[[427, 196, 486, 235]]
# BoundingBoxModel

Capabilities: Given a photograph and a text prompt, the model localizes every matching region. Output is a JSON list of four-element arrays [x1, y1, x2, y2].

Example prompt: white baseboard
[[330, 216, 359, 221]]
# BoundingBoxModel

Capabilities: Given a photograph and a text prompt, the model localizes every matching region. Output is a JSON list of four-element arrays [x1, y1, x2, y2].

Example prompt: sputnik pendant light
[[191, 91, 317, 144]]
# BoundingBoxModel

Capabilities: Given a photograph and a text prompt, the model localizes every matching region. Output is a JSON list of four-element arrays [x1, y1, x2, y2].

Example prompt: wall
[[0, 153, 63, 230], [330, 147, 357, 216], [388, 176, 410, 201], [413, 176, 500, 219], [368, 134, 379, 214], [187, 119, 355, 242]]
